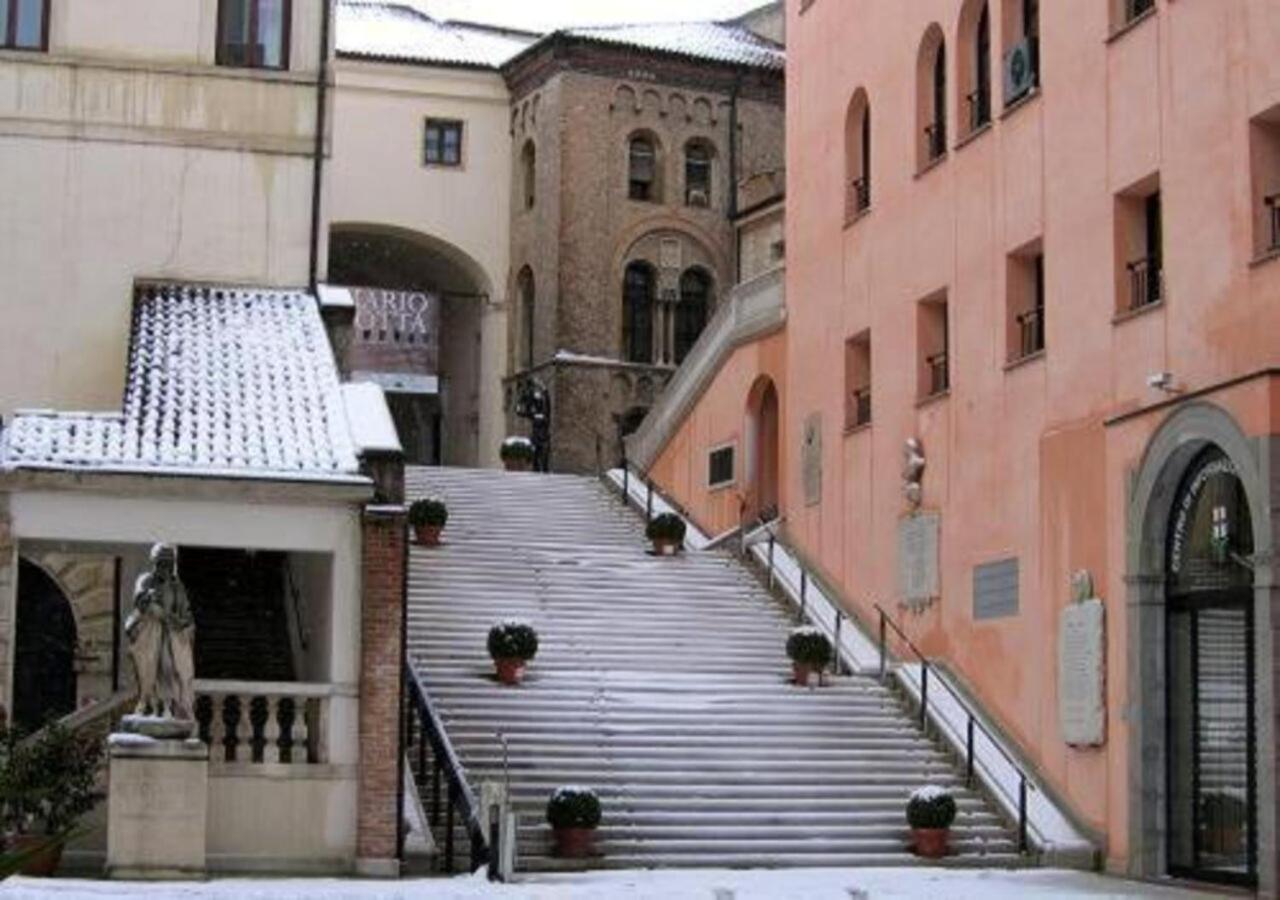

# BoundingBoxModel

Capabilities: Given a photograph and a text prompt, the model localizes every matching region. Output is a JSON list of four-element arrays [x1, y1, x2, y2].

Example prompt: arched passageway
[[13, 559, 78, 732], [744, 376, 780, 524]]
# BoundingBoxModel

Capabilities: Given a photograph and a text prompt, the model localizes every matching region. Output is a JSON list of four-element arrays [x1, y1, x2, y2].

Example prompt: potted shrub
[[501, 437, 535, 472], [645, 513, 687, 556], [906, 785, 957, 859], [546, 786, 601, 859], [0, 722, 103, 876], [488, 620, 539, 685], [408, 497, 448, 547], [786, 626, 833, 686]]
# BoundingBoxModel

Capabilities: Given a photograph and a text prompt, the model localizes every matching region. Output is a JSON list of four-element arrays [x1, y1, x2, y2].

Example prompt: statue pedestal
[[106, 732, 208, 880]]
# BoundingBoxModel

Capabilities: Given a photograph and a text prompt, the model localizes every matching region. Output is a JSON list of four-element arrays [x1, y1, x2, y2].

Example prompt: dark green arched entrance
[[13, 560, 77, 732]]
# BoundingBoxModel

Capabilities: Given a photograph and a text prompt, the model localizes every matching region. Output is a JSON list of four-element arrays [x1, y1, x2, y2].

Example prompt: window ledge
[[1004, 349, 1045, 372], [916, 389, 951, 409], [954, 122, 993, 153], [843, 206, 872, 230], [915, 154, 948, 180], [708, 480, 736, 493], [1107, 8, 1157, 44], [1001, 86, 1041, 121], [1112, 298, 1165, 325], [1249, 246, 1280, 269], [843, 421, 872, 436]]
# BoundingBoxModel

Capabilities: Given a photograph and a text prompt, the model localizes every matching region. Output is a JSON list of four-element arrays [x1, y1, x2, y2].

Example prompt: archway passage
[[745, 376, 780, 523], [329, 227, 489, 467], [13, 560, 78, 732], [1164, 446, 1258, 886]]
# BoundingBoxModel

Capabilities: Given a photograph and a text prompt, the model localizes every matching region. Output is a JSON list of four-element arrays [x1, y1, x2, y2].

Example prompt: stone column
[[356, 504, 407, 877]]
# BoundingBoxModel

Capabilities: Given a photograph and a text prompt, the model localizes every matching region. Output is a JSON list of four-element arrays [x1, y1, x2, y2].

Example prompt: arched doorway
[[744, 376, 780, 523], [1164, 447, 1257, 885], [13, 560, 78, 732]]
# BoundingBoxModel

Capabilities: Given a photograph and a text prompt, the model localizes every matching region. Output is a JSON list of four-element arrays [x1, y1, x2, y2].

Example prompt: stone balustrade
[[194, 680, 332, 766]]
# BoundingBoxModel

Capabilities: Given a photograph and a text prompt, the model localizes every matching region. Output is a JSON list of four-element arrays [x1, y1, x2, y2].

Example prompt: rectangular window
[[1250, 107, 1280, 258], [424, 119, 464, 167], [844, 332, 872, 430], [685, 146, 712, 207], [1006, 241, 1045, 361], [217, 0, 291, 70], [708, 444, 735, 489], [1115, 176, 1163, 313], [1, 0, 48, 51], [917, 294, 949, 399]]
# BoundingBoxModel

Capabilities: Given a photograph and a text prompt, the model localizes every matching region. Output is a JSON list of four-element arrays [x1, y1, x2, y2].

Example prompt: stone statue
[[515, 377, 552, 473], [902, 438, 926, 512], [126, 544, 196, 734]]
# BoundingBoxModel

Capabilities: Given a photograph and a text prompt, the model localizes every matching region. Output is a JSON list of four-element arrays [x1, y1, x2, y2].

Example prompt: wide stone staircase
[[405, 466, 1026, 872]]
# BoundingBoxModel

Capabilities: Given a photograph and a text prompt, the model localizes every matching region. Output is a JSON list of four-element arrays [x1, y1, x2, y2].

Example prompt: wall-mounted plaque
[[898, 513, 940, 610], [1058, 598, 1106, 747]]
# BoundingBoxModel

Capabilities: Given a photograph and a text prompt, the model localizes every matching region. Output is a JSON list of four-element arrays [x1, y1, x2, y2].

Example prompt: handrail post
[[833, 612, 843, 675], [767, 534, 775, 588], [622, 461, 630, 503], [646, 479, 653, 521], [1018, 777, 1029, 853], [445, 781, 457, 873], [878, 610, 887, 682], [431, 756, 442, 827], [920, 664, 929, 728], [799, 570, 808, 621], [487, 804, 500, 881], [966, 717, 975, 788]]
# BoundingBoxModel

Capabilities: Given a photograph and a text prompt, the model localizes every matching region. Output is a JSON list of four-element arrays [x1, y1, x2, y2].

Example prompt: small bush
[[408, 498, 448, 528], [546, 786, 601, 830], [906, 785, 957, 830], [500, 437, 535, 463], [786, 626, 833, 669], [0, 722, 103, 837], [645, 512, 687, 544], [488, 620, 539, 662]]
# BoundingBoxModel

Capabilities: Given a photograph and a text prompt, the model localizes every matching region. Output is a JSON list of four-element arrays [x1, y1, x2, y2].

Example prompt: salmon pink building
[[630, 0, 1280, 892]]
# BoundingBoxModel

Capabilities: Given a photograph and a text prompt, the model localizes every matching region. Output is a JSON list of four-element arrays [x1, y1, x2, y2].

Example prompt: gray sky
[[419, 0, 771, 32]]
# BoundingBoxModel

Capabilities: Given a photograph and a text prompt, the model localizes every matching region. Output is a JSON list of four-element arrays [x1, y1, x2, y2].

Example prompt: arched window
[[517, 267, 535, 369], [628, 135, 659, 202], [521, 140, 536, 210], [623, 262, 655, 363], [675, 269, 712, 364], [684, 142, 713, 208], [916, 26, 947, 168], [959, 0, 992, 137], [844, 89, 871, 222]]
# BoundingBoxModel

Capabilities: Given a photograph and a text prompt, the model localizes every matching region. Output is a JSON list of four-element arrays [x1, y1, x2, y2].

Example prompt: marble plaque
[[802, 414, 822, 506], [1058, 598, 1106, 747], [897, 513, 940, 608]]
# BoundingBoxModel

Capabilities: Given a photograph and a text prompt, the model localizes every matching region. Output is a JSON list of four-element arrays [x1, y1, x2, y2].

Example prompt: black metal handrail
[[926, 350, 950, 395], [847, 386, 872, 429], [1126, 255, 1162, 310], [848, 176, 871, 218], [966, 88, 991, 131], [874, 604, 1032, 854], [1016, 307, 1045, 359], [404, 664, 491, 875], [757, 527, 850, 678], [924, 122, 946, 162]]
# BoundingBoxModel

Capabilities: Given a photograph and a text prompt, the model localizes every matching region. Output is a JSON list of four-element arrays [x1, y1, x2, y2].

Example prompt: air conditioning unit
[[688, 189, 710, 208], [1003, 37, 1037, 104]]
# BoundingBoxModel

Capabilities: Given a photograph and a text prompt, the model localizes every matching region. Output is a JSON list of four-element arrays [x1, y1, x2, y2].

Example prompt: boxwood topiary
[[906, 785, 958, 830], [408, 498, 448, 528], [786, 626, 833, 669], [500, 437, 535, 463], [487, 620, 539, 662], [546, 786, 601, 830], [645, 512, 687, 544]]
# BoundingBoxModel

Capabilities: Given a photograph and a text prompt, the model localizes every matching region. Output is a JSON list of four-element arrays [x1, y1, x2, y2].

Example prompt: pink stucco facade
[[650, 0, 1280, 891]]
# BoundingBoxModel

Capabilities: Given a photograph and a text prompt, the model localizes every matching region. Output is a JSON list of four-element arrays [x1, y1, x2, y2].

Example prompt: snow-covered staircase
[[405, 466, 1026, 871]]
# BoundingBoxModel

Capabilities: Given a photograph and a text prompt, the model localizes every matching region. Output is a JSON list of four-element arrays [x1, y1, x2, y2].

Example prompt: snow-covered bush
[[408, 497, 448, 528], [488, 620, 539, 662], [500, 436, 535, 464], [645, 512, 687, 543], [906, 785, 957, 830], [786, 626, 833, 669], [546, 786, 601, 830]]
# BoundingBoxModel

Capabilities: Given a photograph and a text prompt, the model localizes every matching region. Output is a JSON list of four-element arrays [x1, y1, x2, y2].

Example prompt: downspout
[[728, 69, 742, 219], [308, 0, 334, 294]]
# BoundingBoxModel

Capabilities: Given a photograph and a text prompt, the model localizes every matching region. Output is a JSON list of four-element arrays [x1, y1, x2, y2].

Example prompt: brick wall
[[357, 505, 407, 869]]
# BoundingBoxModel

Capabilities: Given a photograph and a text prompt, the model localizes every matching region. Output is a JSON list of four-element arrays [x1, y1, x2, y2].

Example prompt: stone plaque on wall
[[802, 414, 822, 506], [973, 558, 1019, 620], [897, 513, 940, 610], [1058, 598, 1106, 747]]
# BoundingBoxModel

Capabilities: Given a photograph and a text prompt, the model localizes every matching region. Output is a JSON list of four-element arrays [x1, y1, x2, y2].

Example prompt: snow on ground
[[0, 868, 1232, 900]]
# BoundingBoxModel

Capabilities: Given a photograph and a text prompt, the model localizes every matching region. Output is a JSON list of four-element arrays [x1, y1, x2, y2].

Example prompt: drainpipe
[[308, 0, 334, 294], [728, 69, 742, 220]]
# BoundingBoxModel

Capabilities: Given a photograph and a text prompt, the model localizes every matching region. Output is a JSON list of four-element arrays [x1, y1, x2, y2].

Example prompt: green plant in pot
[[0, 722, 104, 877], [408, 497, 448, 547], [645, 513, 687, 556], [488, 620, 539, 685], [500, 437, 535, 472], [786, 626, 833, 686], [906, 785, 957, 859], [546, 785, 601, 859]]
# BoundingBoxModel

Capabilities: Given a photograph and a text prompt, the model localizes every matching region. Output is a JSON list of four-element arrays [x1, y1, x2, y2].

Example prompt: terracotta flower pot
[[911, 827, 949, 859], [552, 826, 596, 859], [9, 833, 63, 877], [503, 458, 532, 472], [413, 524, 443, 547], [494, 658, 527, 685], [792, 662, 814, 686], [651, 538, 680, 556]]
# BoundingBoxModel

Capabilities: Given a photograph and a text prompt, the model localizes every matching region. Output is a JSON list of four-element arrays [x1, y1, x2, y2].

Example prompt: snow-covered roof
[[0, 284, 367, 485], [336, 0, 536, 68], [558, 21, 785, 71]]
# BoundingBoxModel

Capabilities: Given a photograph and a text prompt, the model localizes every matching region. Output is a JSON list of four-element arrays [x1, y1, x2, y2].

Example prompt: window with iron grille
[[424, 120, 464, 167], [217, 0, 291, 70], [1116, 181, 1163, 313], [918, 295, 949, 399], [708, 445, 735, 489], [1007, 243, 1045, 361], [844, 333, 872, 430]]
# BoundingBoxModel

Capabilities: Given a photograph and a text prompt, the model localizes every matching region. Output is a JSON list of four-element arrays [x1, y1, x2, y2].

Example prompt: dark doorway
[[1164, 447, 1257, 887], [13, 560, 78, 732]]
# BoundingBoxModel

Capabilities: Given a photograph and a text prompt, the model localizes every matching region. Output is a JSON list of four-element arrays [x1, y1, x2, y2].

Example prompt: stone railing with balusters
[[194, 680, 333, 767]]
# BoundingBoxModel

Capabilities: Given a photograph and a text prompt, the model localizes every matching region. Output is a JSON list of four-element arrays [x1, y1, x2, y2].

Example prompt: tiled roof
[[560, 21, 784, 71], [0, 284, 365, 484], [336, 1, 535, 68]]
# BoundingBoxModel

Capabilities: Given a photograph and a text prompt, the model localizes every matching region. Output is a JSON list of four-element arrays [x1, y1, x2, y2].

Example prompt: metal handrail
[[874, 603, 1032, 854], [404, 664, 491, 875]]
